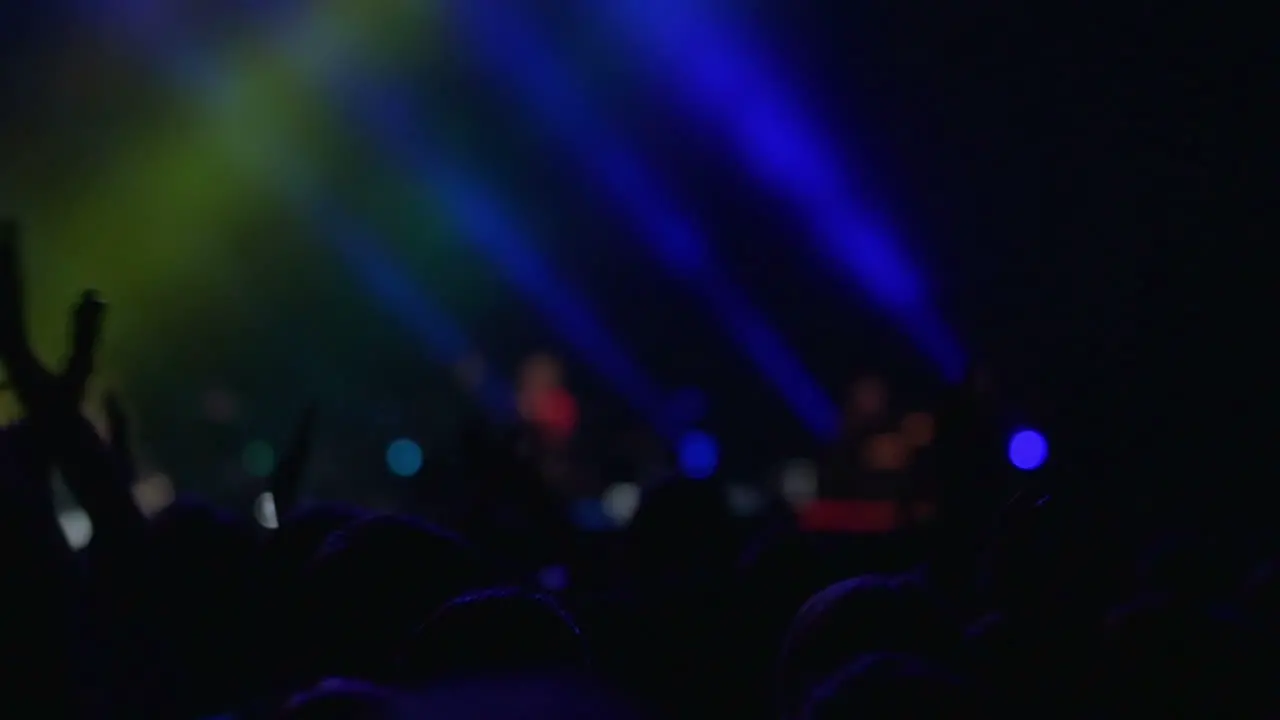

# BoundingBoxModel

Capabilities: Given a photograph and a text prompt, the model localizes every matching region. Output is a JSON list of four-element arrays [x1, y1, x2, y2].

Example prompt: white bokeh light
[[601, 482, 642, 526], [253, 491, 279, 529], [780, 459, 818, 509], [132, 473, 176, 517], [726, 484, 766, 517], [58, 508, 94, 550]]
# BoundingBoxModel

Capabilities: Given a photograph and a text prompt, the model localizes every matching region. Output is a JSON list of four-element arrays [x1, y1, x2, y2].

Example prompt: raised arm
[[0, 222, 145, 549], [269, 406, 317, 523]]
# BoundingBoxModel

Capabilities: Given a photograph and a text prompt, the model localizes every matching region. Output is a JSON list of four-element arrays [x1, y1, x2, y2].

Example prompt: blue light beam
[[592, 0, 965, 378], [321, 75, 675, 437], [447, 0, 839, 438]]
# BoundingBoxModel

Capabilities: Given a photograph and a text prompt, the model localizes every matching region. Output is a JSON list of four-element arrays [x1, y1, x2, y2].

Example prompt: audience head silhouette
[[399, 586, 586, 685], [295, 514, 493, 682]]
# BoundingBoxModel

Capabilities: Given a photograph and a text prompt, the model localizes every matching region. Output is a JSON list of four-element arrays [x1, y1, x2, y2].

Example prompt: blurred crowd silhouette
[[1, 221, 1275, 718]]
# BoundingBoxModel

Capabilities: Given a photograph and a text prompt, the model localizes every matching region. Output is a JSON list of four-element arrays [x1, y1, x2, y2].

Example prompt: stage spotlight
[[678, 430, 719, 479], [386, 438, 424, 477], [1009, 429, 1048, 470]]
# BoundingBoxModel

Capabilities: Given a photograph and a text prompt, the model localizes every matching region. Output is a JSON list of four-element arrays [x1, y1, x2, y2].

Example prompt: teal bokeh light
[[387, 438, 424, 477], [242, 441, 276, 478]]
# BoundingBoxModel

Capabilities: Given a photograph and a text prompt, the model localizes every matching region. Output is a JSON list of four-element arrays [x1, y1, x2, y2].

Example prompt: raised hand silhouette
[[0, 221, 106, 417], [66, 290, 106, 404], [0, 220, 44, 400], [270, 406, 317, 523], [0, 220, 26, 341], [0, 220, 144, 548], [0, 221, 105, 716], [103, 393, 138, 489]]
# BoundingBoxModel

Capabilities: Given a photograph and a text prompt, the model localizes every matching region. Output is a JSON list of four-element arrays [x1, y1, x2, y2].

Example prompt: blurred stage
[[1, 1, 1234, 525]]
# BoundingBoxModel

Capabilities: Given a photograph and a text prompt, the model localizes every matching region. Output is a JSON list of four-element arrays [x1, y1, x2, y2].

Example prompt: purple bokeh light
[[1008, 430, 1048, 471]]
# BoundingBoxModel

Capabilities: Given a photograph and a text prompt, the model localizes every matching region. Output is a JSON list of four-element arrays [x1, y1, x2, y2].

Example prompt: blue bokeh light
[[1008, 430, 1048, 471], [386, 438, 424, 477], [678, 430, 719, 480]]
